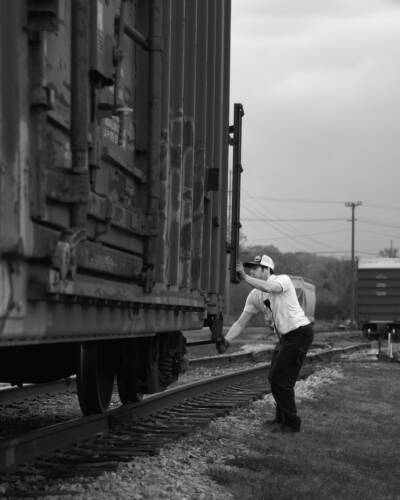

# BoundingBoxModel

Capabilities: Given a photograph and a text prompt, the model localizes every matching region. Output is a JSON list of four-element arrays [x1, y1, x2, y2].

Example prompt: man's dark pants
[[268, 324, 314, 430]]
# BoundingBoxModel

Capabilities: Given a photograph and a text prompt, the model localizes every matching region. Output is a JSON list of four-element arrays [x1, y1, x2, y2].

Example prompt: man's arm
[[243, 274, 283, 293], [225, 310, 254, 343], [236, 263, 283, 293]]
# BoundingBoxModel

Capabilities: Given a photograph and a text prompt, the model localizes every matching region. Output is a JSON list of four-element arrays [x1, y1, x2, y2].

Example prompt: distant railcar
[[291, 276, 316, 324], [0, 0, 241, 414], [357, 258, 400, 339]]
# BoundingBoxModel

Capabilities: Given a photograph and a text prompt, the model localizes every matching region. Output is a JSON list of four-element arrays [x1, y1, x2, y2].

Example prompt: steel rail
[[188, 341, 340, 367], [0, 378, 76, 405], [0, 343, 369, 472], [0, 348, 270, 406], [0, 341, 360, 403]]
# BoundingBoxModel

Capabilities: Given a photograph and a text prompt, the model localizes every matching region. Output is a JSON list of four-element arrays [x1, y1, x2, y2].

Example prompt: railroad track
[[0, 351, 268, 409], [0, 340, 355, 407], [188, 341, 336, 367], [0, 343, 368, 489], [0, 349, 291, 408], [0, 366, 275, 498], [0, 379, 76, 406]]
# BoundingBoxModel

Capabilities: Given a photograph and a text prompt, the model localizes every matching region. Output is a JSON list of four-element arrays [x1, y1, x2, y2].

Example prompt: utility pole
[[345, 201, 362, 329]]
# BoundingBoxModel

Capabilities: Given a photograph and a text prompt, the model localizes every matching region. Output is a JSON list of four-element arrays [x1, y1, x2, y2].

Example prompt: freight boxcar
[[0, 0, 242, 414], [357, 258, 400, 339], [291, 276, 316, 324]]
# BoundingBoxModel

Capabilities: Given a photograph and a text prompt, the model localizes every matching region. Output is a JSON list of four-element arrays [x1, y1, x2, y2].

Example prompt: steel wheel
[[117, 340, 143, 404], [77, 342, 115, 415], [146, 336, 167, 393], [117, 371, 143, 404]]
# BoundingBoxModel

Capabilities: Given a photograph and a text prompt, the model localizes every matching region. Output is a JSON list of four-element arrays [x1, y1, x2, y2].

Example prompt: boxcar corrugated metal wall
[[358, 268, 400, 322], [155, 0, 231, 306], [0, 0, 232, 343], [0, 0, 29, 254]]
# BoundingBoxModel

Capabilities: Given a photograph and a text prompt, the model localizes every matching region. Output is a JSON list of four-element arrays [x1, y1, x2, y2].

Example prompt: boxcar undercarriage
[[0, 331, 188, 415]]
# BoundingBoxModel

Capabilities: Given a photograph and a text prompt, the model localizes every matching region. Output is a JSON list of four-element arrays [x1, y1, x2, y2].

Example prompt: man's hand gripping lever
[[216, 337, 230, 354]]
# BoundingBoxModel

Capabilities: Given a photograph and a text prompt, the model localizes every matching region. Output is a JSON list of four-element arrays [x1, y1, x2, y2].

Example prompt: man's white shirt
[[243, 274, 310, 335]]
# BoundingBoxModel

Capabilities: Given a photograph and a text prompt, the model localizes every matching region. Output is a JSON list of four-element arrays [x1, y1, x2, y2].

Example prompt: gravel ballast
[[0, 362, 350, 500]]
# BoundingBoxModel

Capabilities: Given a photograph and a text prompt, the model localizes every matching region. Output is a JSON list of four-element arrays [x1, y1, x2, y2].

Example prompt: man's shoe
[[272, 424, 300, 433]]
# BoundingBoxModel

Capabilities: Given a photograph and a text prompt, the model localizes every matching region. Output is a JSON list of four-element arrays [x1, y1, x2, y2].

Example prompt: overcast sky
[[230, 0, 400, 258]]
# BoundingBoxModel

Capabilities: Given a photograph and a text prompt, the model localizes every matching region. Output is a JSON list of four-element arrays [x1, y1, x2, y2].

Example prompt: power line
[[242, 189, 347, 251], [241, 202, 313, 251], [245, 196, 346, 205], [242, 191, 346, 252], [272, 228, 349, 241], [307, 249, 377, 256], [241, 201, 324, 252], [241, 217, 347, 222], [359, 219, 400, 229], [307, 250, 349, 255], [357, 228, 400, 239], [241, 193, 350, 251], [364, 203, 400, 212], [242, 188, 348, 250], [244, 196, 400, 213], [241, 191, 399, 256]]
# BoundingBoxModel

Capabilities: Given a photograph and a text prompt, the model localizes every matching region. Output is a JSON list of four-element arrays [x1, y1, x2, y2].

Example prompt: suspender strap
[[263, 298, 281, 340]]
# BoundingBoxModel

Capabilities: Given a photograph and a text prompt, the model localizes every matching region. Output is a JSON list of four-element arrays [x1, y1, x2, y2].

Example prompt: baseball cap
[[243, 254, 275, 271]]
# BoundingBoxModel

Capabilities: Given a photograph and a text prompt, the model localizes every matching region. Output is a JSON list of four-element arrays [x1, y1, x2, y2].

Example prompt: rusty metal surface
[[179, 0, 197, 291], [166, 0, 185, 288], [144, 0, 164, 291], [70, 0, 90, 229], [201, 0, 217, 296], [219, 0, 232, 298], [210, 0, 224, 296], [0, 0, 233, 343], [0, 297, 204, 345], [156, 0, 172, 286], [191, 0, 208, 291], [0, 2, 26, 253]]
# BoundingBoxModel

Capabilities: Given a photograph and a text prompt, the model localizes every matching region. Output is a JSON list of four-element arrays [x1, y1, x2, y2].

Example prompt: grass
[[206, 361, 400, 500]]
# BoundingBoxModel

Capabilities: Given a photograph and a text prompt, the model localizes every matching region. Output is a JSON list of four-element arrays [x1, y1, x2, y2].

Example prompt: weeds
[[206, 362, 400, 500]]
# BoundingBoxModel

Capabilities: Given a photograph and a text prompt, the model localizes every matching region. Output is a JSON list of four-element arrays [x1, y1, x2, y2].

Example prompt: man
[[220, 254, 314, 433]]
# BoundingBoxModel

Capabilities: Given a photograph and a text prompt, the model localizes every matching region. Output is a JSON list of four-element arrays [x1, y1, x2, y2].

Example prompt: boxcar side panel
[[357, 266, 400, 324], [0, 1, 31, 254], [0, 0, 233, 345]]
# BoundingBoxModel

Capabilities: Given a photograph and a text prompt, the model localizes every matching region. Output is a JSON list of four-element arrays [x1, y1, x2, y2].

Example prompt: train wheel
[[145, 333, 182, 393], [77, 342, 115, 415], [117, 372, 143, 404], [145, 337, 164, 393], [117, 340, 143, 404]]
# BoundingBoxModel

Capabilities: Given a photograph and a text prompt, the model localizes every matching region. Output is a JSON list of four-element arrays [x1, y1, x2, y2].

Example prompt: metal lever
[[229, 103, 245, 284]]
